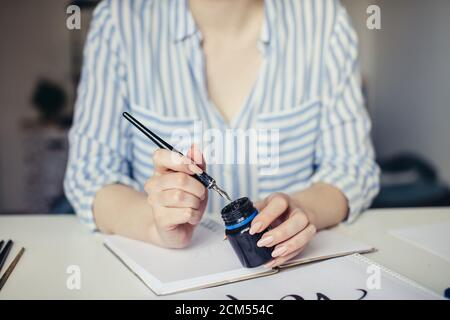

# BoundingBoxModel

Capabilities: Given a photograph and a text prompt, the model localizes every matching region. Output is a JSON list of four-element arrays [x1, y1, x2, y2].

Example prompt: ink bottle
[[221, 197, 273, 268]]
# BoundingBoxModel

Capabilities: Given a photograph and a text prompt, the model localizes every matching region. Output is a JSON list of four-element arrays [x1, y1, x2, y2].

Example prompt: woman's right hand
[[144, 145, 208, 248]]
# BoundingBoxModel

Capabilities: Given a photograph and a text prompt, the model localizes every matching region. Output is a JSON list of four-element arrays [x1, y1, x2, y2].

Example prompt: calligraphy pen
[[122, 112, 231, 201]]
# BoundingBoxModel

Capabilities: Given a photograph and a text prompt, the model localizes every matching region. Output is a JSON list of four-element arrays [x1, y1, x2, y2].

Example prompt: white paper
[[168, 255, 442, 300], [390, 222, 450, 262], [104, 218, 374, 295]]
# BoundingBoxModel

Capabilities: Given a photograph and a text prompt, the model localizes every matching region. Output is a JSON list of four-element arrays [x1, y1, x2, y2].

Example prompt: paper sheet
[[167, 254, 442, 300], [104, 219, 374, 295]]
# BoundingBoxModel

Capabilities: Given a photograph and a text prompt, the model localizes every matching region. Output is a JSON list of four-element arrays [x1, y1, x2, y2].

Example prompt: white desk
[[1, 208, 449, 299]]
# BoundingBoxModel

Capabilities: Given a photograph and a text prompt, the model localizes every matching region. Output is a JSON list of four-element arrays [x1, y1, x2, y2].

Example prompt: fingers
[[144, 144, 208, 248], [154, 189, 201, 209], [145, 172, 207, 200], [265, 224, 317, 267], [265, 248, 304, 268], [256, 209, 309, 247], [153, 207, 203, 229], [253, 199, 265, 212], [153, 149, 203, 175], [187, 144, 206, 170], [251, 192, 317, 268], [145, 170, 207, 230], [249, 193, 289, 235]]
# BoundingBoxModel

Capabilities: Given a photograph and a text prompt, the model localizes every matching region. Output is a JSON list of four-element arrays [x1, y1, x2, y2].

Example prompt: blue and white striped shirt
[[64, 0, 380, 230]]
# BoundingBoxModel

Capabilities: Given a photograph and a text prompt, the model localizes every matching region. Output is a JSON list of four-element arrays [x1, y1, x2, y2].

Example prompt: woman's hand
[[144, 145, 208, 249], [249, 193, 317, 268]]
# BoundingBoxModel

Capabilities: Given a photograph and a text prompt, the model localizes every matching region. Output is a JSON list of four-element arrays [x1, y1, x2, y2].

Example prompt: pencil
[[0, 247, 25, 291], [0, 239, 13, 274]]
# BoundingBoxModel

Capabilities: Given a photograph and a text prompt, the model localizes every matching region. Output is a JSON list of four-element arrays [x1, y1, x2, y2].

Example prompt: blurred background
[[0, 0, 449, 215]]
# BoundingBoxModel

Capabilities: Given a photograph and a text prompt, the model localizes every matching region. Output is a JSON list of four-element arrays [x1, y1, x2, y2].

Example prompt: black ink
[[357, 289, 368, 300], [280, 294, 305, 300], [227, 288, 369, 300], [316, 293, 331, 300], [221, 197, 273, 268]]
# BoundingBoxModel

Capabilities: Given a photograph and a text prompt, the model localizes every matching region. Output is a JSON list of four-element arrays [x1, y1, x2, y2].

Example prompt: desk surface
[[1, 208, 449, 299]]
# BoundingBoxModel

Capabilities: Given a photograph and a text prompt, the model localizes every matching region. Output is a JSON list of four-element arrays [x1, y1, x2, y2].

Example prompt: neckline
[[176, 0, 275, 129], [209, 56, 268, 129]]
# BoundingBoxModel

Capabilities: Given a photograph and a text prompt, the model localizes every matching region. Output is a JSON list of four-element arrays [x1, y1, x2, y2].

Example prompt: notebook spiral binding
[[348, 253, 443, 299]]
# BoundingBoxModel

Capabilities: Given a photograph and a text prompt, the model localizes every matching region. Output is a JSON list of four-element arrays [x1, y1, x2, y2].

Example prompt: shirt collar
[[171, 0, 198, 42], [171, 0, 275, 45], [260, 0, 274, 45]]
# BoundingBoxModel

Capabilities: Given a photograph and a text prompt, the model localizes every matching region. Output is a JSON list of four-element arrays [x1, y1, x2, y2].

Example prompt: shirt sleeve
[[64, 0, 140, 230], [310, 3, 380, 223]]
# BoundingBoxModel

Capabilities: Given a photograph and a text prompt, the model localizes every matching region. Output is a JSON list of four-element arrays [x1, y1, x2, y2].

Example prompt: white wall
[[371, 0, 450, 183], [341, 0, 377, 115], [344, 0, 450, 183]]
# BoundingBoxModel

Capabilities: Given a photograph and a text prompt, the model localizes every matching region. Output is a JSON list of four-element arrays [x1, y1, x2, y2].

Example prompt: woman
[[65, 0, 379, 268]]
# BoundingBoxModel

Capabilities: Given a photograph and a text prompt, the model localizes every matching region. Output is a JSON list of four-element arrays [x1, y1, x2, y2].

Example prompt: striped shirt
[[64, 0, 380, 230]]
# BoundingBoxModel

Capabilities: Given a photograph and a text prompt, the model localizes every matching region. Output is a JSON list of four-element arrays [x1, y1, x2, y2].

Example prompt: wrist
[[290, 183, 348, 230], [124, 193, 158, 242], [94, 184, 157, 242]]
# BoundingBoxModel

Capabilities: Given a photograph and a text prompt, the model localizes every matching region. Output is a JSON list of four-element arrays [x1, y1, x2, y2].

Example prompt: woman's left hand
[[249, 193, 317, 268]]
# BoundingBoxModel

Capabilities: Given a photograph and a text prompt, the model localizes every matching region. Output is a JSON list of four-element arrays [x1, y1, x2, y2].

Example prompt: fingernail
[[188, 164, 203, 174], [257, 235, 273, 247], [249, 221, 262, 235], [265, 260, 276, 268], [272, 246, 287, 257]]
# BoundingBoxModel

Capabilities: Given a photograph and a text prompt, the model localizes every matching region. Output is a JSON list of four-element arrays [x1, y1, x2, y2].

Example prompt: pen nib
[[212, 184, 232, 202]]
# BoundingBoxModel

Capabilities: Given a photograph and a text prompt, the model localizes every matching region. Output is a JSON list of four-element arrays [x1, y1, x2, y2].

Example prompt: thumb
[[254, 196, 270, 212], [187, 143, 206, 171], [254, 200, 265, 211]]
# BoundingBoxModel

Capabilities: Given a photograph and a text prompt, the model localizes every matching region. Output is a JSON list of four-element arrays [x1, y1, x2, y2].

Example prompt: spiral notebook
[[104, 218, 375, 295]]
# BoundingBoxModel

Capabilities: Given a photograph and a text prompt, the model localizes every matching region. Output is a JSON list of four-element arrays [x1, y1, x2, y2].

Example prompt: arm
[[64, 1, 142, 231]]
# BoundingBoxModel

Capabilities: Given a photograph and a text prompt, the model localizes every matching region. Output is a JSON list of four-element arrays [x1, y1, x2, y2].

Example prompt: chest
[[127, 30, 323, 127], [202, 41, 262, 124]]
